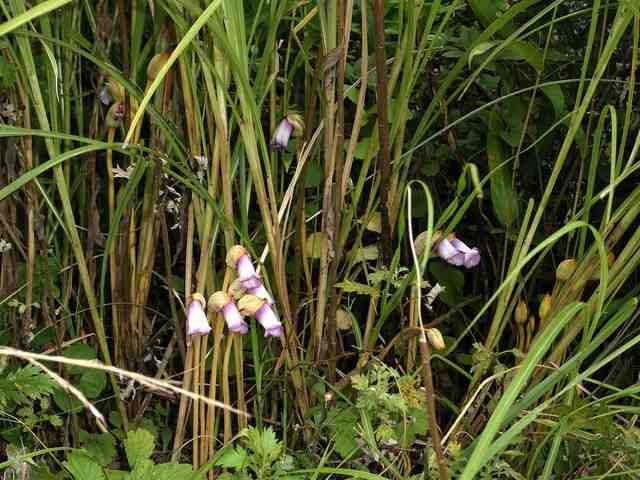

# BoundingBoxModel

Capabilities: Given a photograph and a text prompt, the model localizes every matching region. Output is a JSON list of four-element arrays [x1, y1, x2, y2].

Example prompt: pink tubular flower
[[270, 117, 294, 151], [186, 293, 212, 336], [435, 234, 480, 269], [227, 245, 261, 289], [238, 295, 283, 338], [208, 292, 248, 335]]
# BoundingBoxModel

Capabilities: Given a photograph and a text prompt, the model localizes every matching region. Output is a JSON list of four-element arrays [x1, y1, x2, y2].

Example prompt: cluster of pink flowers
[[185, 246, 282, 339]]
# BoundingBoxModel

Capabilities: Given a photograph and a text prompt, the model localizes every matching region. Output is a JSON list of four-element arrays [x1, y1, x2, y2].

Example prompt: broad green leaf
[[79, 370, 107, 399], [487, 108, 519, 227], [500, 40, 544, 72], [215, 446, 248, 470], [153, 464, 195, 480], [124, 429, 155, 471], [541, 84, 566, 120], [63, 452, 106, 480], [79, 431, 116, 466]]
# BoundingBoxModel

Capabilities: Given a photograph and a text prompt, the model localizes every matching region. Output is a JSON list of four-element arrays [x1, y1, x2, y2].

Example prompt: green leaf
[[305, 232, 324, 259], [429, 262, 464, 306], [541, 84, 566, 120], [335, 280, 380, 298], [499, 40, 543, 72], [63, 452, 106, 480], [124, 429, 155, 471], [487, 108, 519, 227], [79, 431, 116, 466], [64, 344, 97, 376], [353, 137, 372, 160], [0, 0, 73, 38], [153, 463, 195, 480], [215, 446, 248, 470], [468, 41, 498, 67], [0, 365, 56, 408], [303, 162, 323, 188], [78, 370, 107, 399]]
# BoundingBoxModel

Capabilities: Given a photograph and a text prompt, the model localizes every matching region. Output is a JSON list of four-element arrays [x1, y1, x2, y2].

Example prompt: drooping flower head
[[435, 234, 480, 269], [237, 295, 283, 338], [228, 278, 274, 305], [270, 114, 303, 151], [208, 291, 248, 335], [227, 245, 261, 290], [186, 293, 212, 336]]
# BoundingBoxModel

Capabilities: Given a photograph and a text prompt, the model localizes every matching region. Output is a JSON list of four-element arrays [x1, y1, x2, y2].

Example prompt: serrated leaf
[[80, 431, 116, 466], [0, 365, 56, 408], [335, 280, 379, 298], [124, 429, 155, 470], [63, 452, 106, 480]]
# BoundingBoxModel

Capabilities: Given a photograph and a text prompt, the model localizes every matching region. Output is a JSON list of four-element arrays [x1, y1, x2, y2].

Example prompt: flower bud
[[426, 328, 445, 350], [556, 258, 577, 282], [106, 103, 125, 128], [147, 51, 172, 83], [106, 78, 125, 103], [515, 300, 528, 324], [539, 294, 552, 323], [415, 230, 442, 259]]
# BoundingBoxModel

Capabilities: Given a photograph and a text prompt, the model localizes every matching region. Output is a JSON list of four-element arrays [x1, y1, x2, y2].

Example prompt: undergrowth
[[1, 0, 640, 478]]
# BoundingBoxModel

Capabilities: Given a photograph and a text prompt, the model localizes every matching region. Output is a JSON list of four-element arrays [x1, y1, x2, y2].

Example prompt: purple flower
[[270, 117, 294, 151], [227, 245, 263, 291], [255, 303, 283, 337], [223, 302, 249, 334], [435, 235, 480, 269], [238, 295, 283, 338], [186, 293, 212, 336], [208, 292, 249, 335]]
